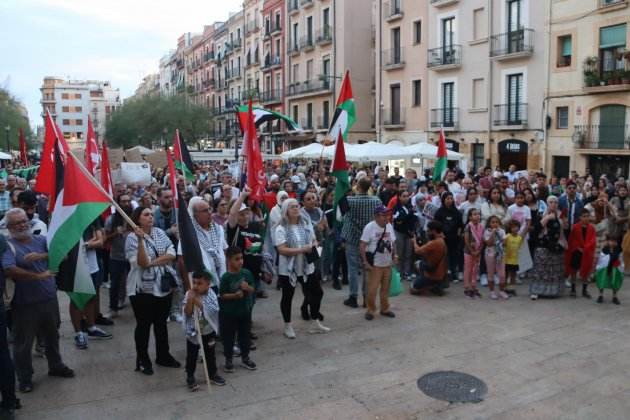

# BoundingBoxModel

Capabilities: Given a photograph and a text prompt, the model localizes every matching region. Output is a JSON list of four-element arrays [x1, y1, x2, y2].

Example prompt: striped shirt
[[341, 194, 382, 246]]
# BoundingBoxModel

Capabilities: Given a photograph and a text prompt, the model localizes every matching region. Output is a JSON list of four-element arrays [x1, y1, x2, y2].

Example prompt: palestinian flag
[[48, 149, 111, 308], [173, 129, 195, 182], [331, 131, 350, 219], [595, 251, 624, 291], [176, 194, 206, 277], [35, 109, 68, 210], [237, 105, 301, 132], [433, 127, 448, 182], [327, 70, 356, 143]]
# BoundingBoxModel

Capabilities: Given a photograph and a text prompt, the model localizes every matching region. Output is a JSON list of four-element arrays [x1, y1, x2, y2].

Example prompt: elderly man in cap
[[360, 205, 397, 320]]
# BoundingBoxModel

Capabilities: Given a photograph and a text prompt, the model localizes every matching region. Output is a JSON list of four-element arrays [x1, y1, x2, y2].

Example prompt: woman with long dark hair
[[434, 192, 464, 282], [125, 206, 180, 375]]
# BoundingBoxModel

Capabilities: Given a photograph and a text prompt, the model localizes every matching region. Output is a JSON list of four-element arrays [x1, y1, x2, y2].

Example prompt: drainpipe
[[542, 0, 553, 174], [378, 0, 383, 144], [486, 0, 493, 169]]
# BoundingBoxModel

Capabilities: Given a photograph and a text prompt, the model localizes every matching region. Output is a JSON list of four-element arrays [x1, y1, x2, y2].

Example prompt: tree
[[0, 88, 34, 150], [105, 95, 213, 149]]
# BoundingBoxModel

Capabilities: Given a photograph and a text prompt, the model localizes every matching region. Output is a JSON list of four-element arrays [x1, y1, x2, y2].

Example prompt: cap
[[239, 203, 249, 212], [290, 175, 300, 183], [269, 174, 279, 182], [374, 204, 392, 215]]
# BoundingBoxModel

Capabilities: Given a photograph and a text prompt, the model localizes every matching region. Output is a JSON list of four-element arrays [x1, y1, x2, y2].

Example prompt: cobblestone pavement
[[15, 278, 630, 420]]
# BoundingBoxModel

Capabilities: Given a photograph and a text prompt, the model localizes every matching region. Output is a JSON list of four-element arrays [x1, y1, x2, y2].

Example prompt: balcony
[[261, 89, 283, 104], [262, 55, 282, 72], [384, 1, 403, 22], [383, 47, 405, 70], [300, 118, 314, 131], [300, 0, 314, 7], [583, 56, 630, 93], [316, 25, 333, 45], [493, 103, 528, 128], [300, 35, 315, 52], [286, 78, 331, 97], [288, 42, 301, 56], [271, 24, 282, 35], [288, 0, 299, 15], [430, 108, 459, 130], [246, 53, 260, 68], [232, 38, 242, 51], [317, 116, 330, 131], [246, 21, 259, 35], [427, 45, 462, 70], [383, 108, 406, 129], [241, 89, 260, 101], [215, 79, 225, 91], [431, 0, 459, 7], [598, 0, 628, 10], [225, 68, 242, 80], [204, 51, 215, 62], [490, 29, 534, 60], [573, 124, 630, 149]]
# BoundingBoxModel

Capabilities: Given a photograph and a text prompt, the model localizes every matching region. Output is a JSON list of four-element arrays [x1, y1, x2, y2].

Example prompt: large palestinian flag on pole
[[48, 149, 111, 309], [173, 129, 195, 182], [331, 131, 349, 214], [236, 106, 301, 133], [433, 127, 448, 182], [327, 70, 356, 143]]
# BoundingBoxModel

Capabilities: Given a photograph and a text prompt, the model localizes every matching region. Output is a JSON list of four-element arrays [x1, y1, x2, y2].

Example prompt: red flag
[[35, 110, 69, 209], [100, 141, 115, 219], [62, 152, 111, 206], [244, 99, 265, 201], [18, 128, 28, 166], [85, 116, 100, 176], [166, 148, 179, 209]]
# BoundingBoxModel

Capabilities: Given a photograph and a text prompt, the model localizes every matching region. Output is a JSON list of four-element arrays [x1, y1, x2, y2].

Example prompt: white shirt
[[177, 223, 228, 281], [506, 204, 532, 235], [360, 221, 396, 268]]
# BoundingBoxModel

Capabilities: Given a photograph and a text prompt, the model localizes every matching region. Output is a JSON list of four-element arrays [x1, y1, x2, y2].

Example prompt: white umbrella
[[280, 143, 327, 160], [404, 142, 464, 161], [345, 142, 409, 162], [126, 145, 154, 155], [0, 152, 12, 160]]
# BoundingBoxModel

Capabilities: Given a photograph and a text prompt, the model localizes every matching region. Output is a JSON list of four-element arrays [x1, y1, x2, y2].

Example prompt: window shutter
[[600, 24, 627, 49]]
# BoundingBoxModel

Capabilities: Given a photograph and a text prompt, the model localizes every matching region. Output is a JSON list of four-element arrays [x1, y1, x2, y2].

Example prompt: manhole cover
[[417, 371, 487, 403]]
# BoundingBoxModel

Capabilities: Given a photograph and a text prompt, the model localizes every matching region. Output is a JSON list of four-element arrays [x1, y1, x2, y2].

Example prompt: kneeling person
[[411, 221, 448, 296]]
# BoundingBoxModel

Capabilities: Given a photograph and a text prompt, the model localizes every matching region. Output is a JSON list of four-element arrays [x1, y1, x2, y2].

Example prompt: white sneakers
[[283, 323, 296, 339], [309, 320, 331, 334]]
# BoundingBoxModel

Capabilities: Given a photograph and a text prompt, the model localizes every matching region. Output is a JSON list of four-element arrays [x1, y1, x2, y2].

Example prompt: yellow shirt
[[504, 233, 523, 265]]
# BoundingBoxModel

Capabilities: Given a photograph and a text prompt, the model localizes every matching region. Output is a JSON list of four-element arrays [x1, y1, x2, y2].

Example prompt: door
[[552, 156, 570, 178], [307, 16, 313, 44], [442, 82, 454, 127], [499, 140, 528, 170], [507, 0, 523, 53], [392, 28, 401, 64], [391, 84, 401, 124], [599, 105, 626, 149], [507, 73, 523, 124], [441, 17, 455, 65]]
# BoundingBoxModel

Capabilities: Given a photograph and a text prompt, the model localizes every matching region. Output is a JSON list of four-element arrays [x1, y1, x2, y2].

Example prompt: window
[[62, 106, 70, 112], [391, 27, 401, 63], [599, 24, 627, 75], [412, 80, 421, 107], [307, 103, 313, 128], [472, 78, 486, 109], [74, 93, 82, 99], [507, 73, 524, 123], [442, 17, 455, 47], [556, 106, 569, 129], [306, 59, 313, 80], [292, 63, 299, 82], [413, 20, 421, 45], [323, 101, 330, 127], [76, 119, 83, 125], [275, 13, 281, 31], [557, 35, 572, 67], [306, 16, 313, 44], [62, 119, 70, 125], [472, 144, 485, 173], [61, 93, 69, 99], [293, 105, 298, 123], [265, 18, 270, 35], [75, 106, 82, 112], [292, 23, 299, 49], [442, 82, 455, 126], [323, 8, 330, 28], [473, 8, 486, 40]]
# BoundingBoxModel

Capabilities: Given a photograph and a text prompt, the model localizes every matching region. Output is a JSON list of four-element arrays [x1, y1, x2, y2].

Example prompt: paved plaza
[[16, 280, 630, 420]]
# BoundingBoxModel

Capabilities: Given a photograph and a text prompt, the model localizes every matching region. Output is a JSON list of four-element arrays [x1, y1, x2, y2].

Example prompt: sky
[[0, 0, 241, 129]]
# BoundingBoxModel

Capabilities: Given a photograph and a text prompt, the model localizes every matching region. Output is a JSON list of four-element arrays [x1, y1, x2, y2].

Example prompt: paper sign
[[145, 151, 168, 169], [115, 162, 152, 186]]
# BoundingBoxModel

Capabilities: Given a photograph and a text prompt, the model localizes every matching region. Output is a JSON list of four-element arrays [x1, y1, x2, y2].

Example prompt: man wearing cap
[[213, 171, 240, 200], [360, 205, 397, 320], [341, 177, 382, 308]]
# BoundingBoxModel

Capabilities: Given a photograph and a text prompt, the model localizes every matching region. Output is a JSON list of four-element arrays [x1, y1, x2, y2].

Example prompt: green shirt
[[219, 269, 255, 317]]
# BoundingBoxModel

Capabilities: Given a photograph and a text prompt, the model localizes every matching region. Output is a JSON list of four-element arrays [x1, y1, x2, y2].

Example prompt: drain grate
[[417, 371, 487, 403]]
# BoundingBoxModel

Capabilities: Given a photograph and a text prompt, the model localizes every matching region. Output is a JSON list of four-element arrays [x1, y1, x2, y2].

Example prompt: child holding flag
[[595, 235, 623, 305]]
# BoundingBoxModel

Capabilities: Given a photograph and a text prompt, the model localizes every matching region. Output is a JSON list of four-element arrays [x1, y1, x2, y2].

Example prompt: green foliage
[[105, 95, 212, 149], [0, 88, 33, 149]]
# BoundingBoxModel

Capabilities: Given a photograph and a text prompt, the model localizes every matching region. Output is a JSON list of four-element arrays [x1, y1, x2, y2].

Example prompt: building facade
[[40, 77, 121, 148], [375, 0, 429, 146], [546, 0, 630, 178]]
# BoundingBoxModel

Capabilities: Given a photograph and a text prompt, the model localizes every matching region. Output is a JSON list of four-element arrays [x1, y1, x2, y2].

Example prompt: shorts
[[505, 264, 519, 273]]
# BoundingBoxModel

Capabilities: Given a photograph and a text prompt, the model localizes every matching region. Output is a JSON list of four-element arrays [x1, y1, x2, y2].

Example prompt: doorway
[[552, 156, 570, 178], [498, 139, 528, 170], [588, 155, 629, 180]]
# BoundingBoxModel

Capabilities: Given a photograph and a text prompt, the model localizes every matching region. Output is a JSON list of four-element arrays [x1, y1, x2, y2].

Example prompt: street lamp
[[4, 125, 10, 155]]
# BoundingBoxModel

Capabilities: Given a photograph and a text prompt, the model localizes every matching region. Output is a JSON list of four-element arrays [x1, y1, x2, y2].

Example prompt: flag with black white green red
[[331, 131, 350, 219], [173, 129, 195, 182], [48, 148, 111, 309], [327, 70, 356, 143], [237, 106, 301, 133], [433, 127, 448, 182]]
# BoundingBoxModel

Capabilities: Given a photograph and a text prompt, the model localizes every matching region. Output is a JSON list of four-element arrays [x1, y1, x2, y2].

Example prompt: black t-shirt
[[227, 222, 263, 273]]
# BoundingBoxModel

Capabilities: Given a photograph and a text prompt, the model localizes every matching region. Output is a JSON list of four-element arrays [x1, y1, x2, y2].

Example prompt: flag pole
[[186, 272, 212, 396], [66, 150, 137, 229]]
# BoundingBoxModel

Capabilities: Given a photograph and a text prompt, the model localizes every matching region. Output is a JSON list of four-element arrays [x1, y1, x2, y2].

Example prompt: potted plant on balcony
[[584, 70, 598, 87], [601, 72, 610, 86], [584, 56, 598, 69]]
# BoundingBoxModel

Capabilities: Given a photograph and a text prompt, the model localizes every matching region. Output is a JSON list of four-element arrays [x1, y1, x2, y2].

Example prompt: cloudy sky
[[0, 0, 241, 129]]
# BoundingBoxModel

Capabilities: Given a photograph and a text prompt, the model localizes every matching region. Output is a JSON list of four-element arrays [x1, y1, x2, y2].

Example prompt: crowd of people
[[1, 158, 629, 418]]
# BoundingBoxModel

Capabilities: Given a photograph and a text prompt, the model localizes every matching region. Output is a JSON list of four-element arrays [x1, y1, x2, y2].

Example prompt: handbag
[[305, 246, 320, 264], [144, 237, 178, 293], [366, 227, 387, 266]]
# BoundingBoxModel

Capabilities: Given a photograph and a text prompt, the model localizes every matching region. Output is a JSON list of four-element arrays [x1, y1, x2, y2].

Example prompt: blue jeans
[[345, 244, 365, 299]]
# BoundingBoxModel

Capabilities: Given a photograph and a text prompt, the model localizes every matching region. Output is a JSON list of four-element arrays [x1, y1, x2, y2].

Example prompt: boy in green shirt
[[220, 246, 257, 372]]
